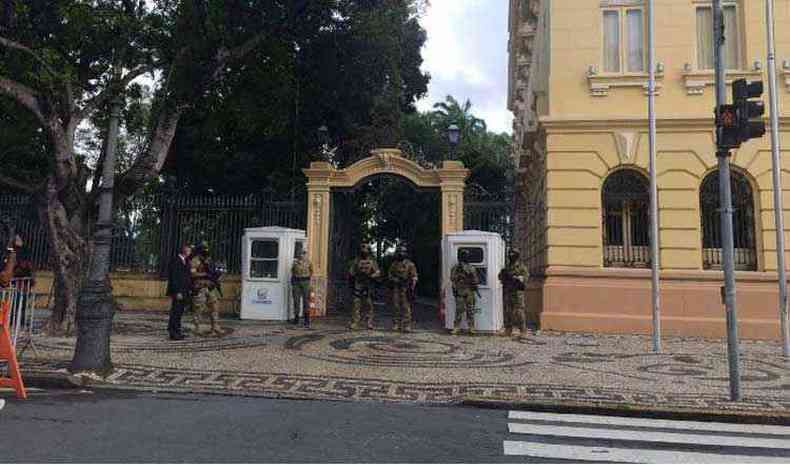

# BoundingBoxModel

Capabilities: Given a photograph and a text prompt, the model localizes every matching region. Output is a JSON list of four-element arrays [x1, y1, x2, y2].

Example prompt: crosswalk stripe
[[508, 422, 790, 449], [503, 440, 790, 463], [508, 410, 790, 436]]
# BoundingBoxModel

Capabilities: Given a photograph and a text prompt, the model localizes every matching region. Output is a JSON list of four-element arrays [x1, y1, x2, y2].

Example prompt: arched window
[[602, 169, 651, 268], [700, 170, 757, 270]]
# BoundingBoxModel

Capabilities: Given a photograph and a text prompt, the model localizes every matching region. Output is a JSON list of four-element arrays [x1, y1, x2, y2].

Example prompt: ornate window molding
[[681, 69, 763, 96], [782, 61, 790, 93], [587, 71, 664, 97]]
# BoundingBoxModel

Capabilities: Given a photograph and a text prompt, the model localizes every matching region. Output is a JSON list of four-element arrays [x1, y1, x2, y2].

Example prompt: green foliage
[[401, 95, 514, 195], [164, 0, 430, 194]]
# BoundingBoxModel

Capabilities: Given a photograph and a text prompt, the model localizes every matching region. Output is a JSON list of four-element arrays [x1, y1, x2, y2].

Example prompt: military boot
[[392, 321, 400, 332], [467, 327, 476, 336], [503, 328, 512, 337], [402, 324, 413, 334], [450, 327, 460, 336]]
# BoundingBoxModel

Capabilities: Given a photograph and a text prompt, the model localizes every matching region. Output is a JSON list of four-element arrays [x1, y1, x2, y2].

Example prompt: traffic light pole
[[713, 0, 742, 401], [765, 0, 790, 358]]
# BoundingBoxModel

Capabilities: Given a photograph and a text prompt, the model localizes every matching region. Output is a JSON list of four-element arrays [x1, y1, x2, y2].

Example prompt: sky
[[416, 0, 513, 135]]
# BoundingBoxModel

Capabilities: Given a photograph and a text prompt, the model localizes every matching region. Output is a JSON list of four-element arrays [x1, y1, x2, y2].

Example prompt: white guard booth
[[441, 230, 505, 333], [241, 226, 307, 321]]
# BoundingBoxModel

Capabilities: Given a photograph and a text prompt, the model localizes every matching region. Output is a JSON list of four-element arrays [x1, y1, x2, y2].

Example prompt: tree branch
[[212, 31, 268, 79], [0, 75, 76, 190], [115, 103, 184, 197], [77, 64, 155, 121], [0, 75, 46, 124], [0, 36, 59, 78]]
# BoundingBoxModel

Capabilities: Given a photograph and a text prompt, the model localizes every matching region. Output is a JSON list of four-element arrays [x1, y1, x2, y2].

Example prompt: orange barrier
[[0, 299, 26, 399], [308, 290, 316, 317]]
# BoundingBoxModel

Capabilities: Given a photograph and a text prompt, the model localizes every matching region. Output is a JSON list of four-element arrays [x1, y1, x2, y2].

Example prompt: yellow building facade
[[508, 0, 790, 339]]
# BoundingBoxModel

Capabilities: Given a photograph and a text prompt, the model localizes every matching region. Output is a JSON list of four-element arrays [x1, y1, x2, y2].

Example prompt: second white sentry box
[[441, 230, 505, 333], [241, 226, 307, 321]]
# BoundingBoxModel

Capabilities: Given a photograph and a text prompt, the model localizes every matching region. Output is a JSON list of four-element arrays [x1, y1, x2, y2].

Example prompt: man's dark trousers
[[166, 255, 191, 338], [168, 296, 188, 337]]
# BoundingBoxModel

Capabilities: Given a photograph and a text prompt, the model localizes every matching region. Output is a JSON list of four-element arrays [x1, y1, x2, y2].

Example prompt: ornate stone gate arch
[[303, 148, 469, 316]]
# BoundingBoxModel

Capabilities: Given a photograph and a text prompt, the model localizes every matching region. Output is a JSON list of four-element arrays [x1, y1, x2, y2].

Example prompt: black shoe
[[169, 334, 185, 341], [292, 318, 299, 325], [304, 320, 311, 329]]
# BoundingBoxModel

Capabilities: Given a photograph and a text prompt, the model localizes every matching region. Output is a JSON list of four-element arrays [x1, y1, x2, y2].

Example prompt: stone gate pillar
[[438, 160, 469, 236], [304, 162, 333, 317]]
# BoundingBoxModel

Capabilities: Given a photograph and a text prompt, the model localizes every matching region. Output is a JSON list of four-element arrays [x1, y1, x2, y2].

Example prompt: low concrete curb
[[463, 397, 790, 425]]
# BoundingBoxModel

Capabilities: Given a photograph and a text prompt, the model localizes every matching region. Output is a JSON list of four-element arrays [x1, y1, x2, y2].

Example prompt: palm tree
[[431, 95, 487, 136]]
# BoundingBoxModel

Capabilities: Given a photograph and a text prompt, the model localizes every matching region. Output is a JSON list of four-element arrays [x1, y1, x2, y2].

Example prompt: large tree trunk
[[39, 179, 92, 336]]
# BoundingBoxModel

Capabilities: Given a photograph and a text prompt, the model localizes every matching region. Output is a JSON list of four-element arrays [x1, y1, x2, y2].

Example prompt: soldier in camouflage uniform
[[348, 244, 380, 331], [451, 249, 479, 336], [388, 245, 418, 333], [291, 249, 313, 328], [498, 247, 528, 337], [190, 241, 223, 337]]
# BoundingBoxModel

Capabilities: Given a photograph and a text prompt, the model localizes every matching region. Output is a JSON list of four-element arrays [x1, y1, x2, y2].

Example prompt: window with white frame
[[602, 6, 645, 73], [696, 4, 740, 70], [250, 239, 279, 279]]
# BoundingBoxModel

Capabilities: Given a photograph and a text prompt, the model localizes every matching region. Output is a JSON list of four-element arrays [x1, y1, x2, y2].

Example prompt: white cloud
[[416, 0, 513, 134]]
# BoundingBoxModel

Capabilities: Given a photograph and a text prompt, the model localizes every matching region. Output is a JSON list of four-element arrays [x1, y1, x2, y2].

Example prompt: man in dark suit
[[167, 243, 192, 340]]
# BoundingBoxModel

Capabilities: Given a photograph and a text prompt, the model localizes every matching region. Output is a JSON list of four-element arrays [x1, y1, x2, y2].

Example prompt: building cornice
[[539, 116, 790, 132]]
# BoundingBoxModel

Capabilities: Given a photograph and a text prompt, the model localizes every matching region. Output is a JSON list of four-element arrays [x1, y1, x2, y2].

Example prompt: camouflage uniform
[[451, 252, 479, 335], [349, 245, 380, 330], [191, 249, 223, 337], [388, 247, 418, 332], [498, 248, 528, 337], [291, 252, 313, 327]]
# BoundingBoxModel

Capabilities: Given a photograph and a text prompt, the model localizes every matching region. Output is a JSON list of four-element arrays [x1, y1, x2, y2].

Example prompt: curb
[[23, 369, 790, 425], [462, 397, 790, 426]]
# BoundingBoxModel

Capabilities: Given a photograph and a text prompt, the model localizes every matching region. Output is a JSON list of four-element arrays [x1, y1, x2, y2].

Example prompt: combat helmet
[[508, 247, 521, 259], [194, 240, 210, 255]]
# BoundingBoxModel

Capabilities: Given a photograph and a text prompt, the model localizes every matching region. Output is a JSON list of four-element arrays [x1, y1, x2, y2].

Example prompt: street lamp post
[[318, 125, 338, 165], [71, 68, 123, 378], [447, 124, 460, 160]]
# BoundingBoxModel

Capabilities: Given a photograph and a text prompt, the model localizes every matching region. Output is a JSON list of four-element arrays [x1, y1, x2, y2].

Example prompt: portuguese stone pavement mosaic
[[15, 309, 790, 414]]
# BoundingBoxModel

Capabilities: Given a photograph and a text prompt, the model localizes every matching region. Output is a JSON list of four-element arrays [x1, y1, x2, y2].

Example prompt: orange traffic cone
[[0, 299, 27, 399]]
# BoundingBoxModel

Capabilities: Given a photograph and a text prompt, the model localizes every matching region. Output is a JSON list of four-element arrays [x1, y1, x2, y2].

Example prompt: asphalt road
[[3, 388, 789, 463], [0, 388, 552, 463]]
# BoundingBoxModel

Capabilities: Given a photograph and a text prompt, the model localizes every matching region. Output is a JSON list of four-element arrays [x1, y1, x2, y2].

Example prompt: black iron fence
[[0, 189, 306, 276], [464, 183, 514, 246], [1, 183, 512, 278]]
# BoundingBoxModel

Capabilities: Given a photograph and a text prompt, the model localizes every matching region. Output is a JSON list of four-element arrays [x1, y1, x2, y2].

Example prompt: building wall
[[509, 0, 790, 339]]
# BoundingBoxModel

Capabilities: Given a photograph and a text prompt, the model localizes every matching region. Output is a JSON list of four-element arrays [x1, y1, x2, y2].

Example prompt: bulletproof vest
[[453, 263, 476, 288], [391, 260, 412, 279], [292, 258, 311, 278], [354, 258, 376, 284], [193, 256, 213, 287]]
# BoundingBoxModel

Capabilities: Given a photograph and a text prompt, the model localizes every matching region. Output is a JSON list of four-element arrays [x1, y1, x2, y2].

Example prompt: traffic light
[[716, 79, 766, 150], [716, 104, 740, 149], [732, 78, 766, 143]]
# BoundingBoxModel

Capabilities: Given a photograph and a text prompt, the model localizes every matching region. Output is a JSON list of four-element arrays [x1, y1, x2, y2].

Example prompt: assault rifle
[[207, 261, 226, 297], [499, 268, 525, 291]]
